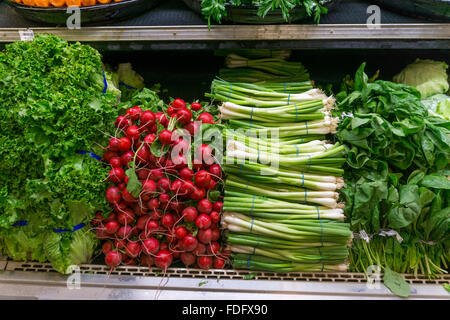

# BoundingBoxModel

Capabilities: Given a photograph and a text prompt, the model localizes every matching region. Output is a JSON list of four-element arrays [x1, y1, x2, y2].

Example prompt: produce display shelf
[[0, 24, 449, 50], [0, 261, 449, 300]]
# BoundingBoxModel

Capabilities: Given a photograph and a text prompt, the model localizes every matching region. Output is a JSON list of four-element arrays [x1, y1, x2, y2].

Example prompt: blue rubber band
[[250, 217, 255, 233], [77, 151, 101, 161], [247, 254, 253, 268], [305, 120, 309, 135], [102, 68, 108, 94], [307, 155, 312, 171], [245, 180, 249, 190], [300, 137, 303, 144], [53, 223, 85, 234], [287, 93, 291, 105], [304, 189, 307, 201], [119, 82, 137, 90], [13, 220, 28, 227], [295, 144, 299, 157], [294, 104, 298, 121], [227, 83, 233, 101], [250, 195, 256, 215]]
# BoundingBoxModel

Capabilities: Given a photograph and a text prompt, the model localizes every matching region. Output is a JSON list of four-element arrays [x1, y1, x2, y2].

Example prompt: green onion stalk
[[232, 253, 349, 272], [219, 68, 310, 84], [224, 54, 309, 78]]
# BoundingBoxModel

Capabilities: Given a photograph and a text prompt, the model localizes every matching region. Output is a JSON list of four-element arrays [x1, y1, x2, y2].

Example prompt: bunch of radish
[[94, 99, 229, 271]]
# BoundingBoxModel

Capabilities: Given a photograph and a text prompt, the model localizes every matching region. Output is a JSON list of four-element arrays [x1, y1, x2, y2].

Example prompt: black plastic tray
[[181, 0, 341, 24], [373, 0, 450, 21], [5, 0, 163, 26]]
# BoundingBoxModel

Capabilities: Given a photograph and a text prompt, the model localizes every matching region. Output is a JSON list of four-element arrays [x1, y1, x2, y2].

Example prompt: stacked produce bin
[[0, 0, 449, 300]]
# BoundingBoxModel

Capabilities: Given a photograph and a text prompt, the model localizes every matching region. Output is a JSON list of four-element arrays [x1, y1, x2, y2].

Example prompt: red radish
[[120, 151, 134, 167], [207, 241, 221, 255], [182, 235, 198, 252], [172, 98, 186, 110], [213, 257, 226, 269], [172, 155, 187, 170], [170, 179, 184, 194], [140, 110, 156, 126], [106, 186, 121, 204], [126, 241, 142, 258], [159, 193, 170, 205], [208, 179, 218, 190], [126, 125, 140, 139], [184, 121, 200, 136], [146, 220, 160, 233], [133, 204, 148, 216], [220, 248, 232, 259], [150, 123, 158, 133], [180, 180, 195, 195], [182, 207, 198, 223], [123, 258, 137, 266], [210, 211, 220, 224], [115, 115, 131, 130], [156, 112, 168, 127], [104, 212, 117, 223], [167, 106, 175, 116], [194, 170, 211, 188], [108, 137, 121, 152], [149, 209, 162, 220], [108, 167, 125, 184], [175, 226, 188, 239], [197, 199, 213, 214], [154, 250, 173, 269], [142, 180, 157, 195], [103, 150, 119, 163], [117, 225, 133, 239], [179, 167, 194, 181], [180, 252, 196, 266], [92, 212, 103, 226], [149, 168, 164, 181], [144, 133, 156, 144], [166, 232, 177, 245], [173, 138, 190, 153], [136, 216, 150, 230], [160, 242, 168, 251], [142, 238, 159, 255], [118, 136, 132, 152], [197, 256, 212, 270], [197, 144, 214, 165], [118, 183, 126, 190], [105, 251, 122, 268], [102, 241, 113, 255], [130, 226, 139, 237], [195, 214, 212, 229], [213, 201, 223, 212], [169, 201, 185, 213], [122, 189, 138, 203], [164, 159, 178, 175], [161, 213, 175, 228], [209, 164, 222, 180], [147, 198, 160, 210], [141, 255, 154, 267], [137, 168, 150, 180], [126, 106, 142, 121], [117, 209, 135, 225], [115, 239, 126, 249], [109, 157, 122, 168], [190, 102, 202, 111], [198, 228, 213, 244], [157, 178, 171, 193], [190, 187, 206, 200], [172, 251, 181, 259], [176, 108, 192, 125], [136, 144, 150, 164], [159, 130, 172, 145], [197, 112, 214, 124], [193, 243, 206, 255], [211, 228, 221, 241]]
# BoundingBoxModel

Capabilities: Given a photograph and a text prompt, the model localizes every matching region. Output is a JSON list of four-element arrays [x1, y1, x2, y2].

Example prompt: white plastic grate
[[4, 261, 450, 285]]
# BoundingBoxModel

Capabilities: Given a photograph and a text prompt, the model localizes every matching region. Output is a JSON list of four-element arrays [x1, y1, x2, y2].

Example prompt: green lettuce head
[[393, 59, 449, 99]]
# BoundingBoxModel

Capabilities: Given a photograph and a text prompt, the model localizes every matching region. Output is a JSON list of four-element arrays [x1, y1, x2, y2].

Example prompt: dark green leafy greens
[[200, 0, 329, 27], [0, 34, 119, 273], [336, 63, 450, 289]]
